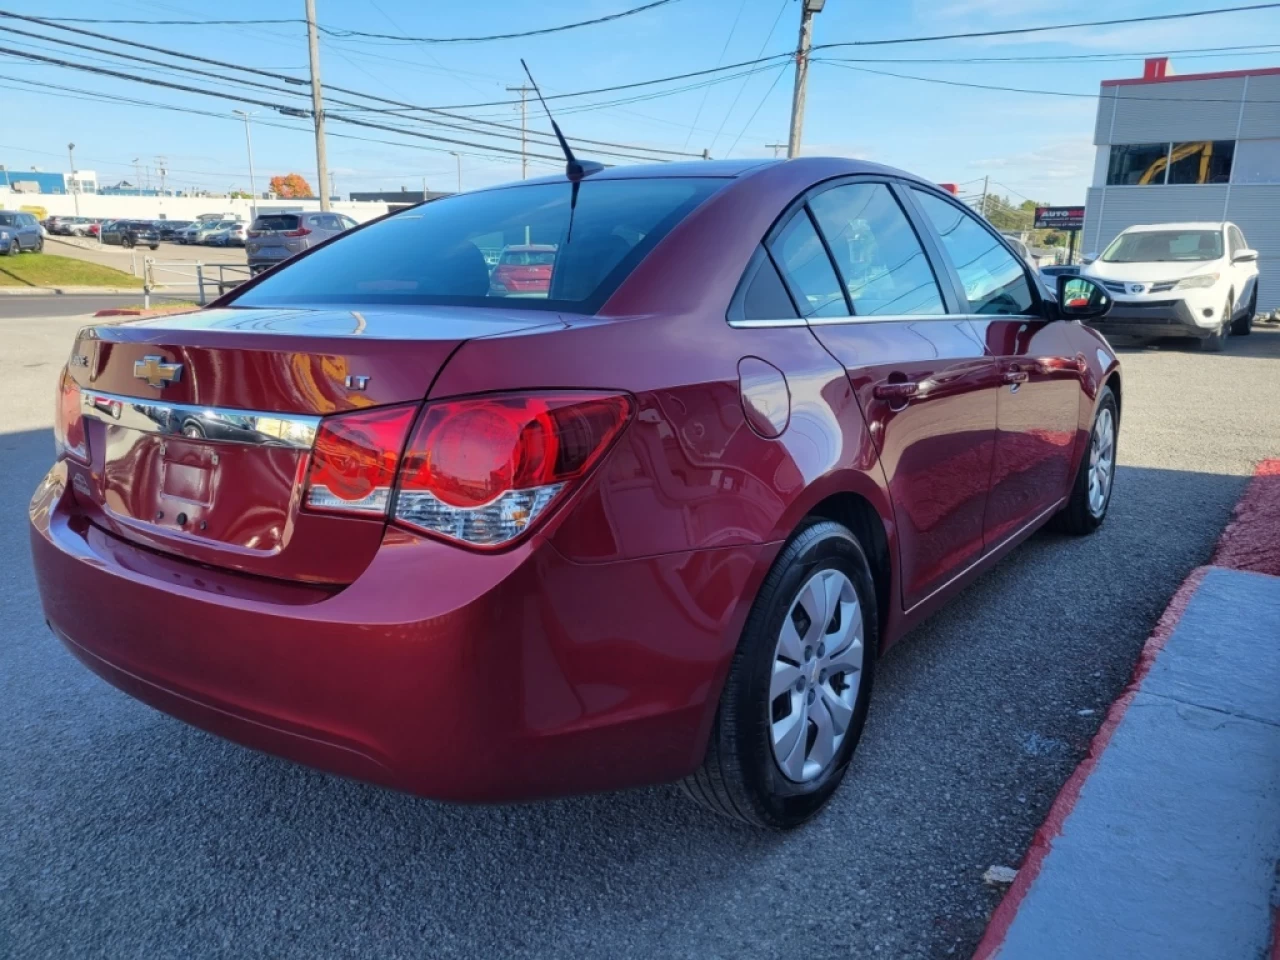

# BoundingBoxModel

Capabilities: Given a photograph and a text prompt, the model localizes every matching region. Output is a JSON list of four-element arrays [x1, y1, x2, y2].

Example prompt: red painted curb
[[971, 567, 1208, 960], [1213, 459, 1280, 577]]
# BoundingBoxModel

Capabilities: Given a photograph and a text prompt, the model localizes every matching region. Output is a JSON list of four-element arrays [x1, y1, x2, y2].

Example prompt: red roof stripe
[[1102, 65, 1280, 86]]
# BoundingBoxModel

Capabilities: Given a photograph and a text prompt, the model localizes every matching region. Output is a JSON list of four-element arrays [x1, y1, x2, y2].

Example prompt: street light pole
[[450, 152, 462, 193], [304, 0, 331, 211], [505, 84, 532, 179], [233, 110, 259, 223], [133, 157, 142, 196], [786, 0, 824, 160], [67, 142, 79, 216]]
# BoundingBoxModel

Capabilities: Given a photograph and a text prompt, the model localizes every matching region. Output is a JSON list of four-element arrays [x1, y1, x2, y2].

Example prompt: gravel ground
[[3, 317, 1279, 960]]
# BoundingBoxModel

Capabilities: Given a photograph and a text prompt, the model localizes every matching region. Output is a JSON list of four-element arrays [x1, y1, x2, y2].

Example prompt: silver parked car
[[246, 212, 358, 275]]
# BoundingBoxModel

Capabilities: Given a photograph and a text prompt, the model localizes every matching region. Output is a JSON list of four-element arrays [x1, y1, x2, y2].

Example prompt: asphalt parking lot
[[3, 316, 1278, 959]]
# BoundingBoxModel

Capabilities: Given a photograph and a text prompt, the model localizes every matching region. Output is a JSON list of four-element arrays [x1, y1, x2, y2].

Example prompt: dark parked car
[[33, 158, 1121, 829], [154, 220, 193, 241], [246, 211, 357, 274], [101, 220, 159, 249], [0, 211, 43, 254]]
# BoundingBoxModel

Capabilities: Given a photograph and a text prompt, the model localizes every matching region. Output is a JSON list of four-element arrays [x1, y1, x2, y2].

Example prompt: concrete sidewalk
[[976, 461, 1280, 960]]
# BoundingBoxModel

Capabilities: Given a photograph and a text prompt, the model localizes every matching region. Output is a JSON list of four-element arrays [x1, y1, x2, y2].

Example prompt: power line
[[707, 0, 790, 155], [818, 43, 1280, 66], [811, 3, 1280, 50], [816, 60, 1280, 104], [0, 11, 702, 161], [29, 0, 684, 45], [680, 0, 747, 150], [723, 62, 790, 158]]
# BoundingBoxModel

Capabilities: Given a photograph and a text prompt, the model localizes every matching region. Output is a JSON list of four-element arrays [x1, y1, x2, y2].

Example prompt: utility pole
[[766, 142, 787, 158], [450, 151, 461, 193], [330, 171, 336, 201], [505, 84, 532, 179], [787, 0, 824, 160], [233, 110, 259, 222], [67, 142, 79, 216], [980, 175, 989, 219], [134, 157, 142, 196], [702, 148, 711, 160], [304, 0, 331, 211], [156, 156, 167, 197]]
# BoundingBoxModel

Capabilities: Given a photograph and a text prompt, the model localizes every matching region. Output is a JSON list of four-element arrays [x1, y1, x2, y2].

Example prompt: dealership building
[[1083, 58, 1280, 312]]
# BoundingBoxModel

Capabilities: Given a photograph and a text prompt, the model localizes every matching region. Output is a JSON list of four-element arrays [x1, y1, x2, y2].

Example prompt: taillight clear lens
[[53, 370, 88, 462], [303, 404, 417, 516], [394, 392, 632, 548]]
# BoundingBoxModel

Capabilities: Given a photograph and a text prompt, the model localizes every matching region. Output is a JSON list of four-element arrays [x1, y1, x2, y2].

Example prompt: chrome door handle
[[873, 381, 921, 402], [1002, 369, 1029, 385]]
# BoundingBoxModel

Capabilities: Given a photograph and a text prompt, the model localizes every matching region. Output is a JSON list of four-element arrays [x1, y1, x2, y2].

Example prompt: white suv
[[1081, 222, 1259, 351]]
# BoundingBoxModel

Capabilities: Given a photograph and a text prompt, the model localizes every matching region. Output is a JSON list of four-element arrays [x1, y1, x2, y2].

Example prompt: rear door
[[908, 188, 1081, 545], [786, 178, 1000, 610]]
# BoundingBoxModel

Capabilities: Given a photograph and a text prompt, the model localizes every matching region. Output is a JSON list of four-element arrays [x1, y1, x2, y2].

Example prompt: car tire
[[1051, 385, 1118, 536], [682, 519, 878, 829], [34, 237, 42, 253], [122, 236, 134, 249], [149, 244, 159, 251], [1196, 301, 1230, 353], [2, 239, 16, 256], [1232, 289, 1256, 337]]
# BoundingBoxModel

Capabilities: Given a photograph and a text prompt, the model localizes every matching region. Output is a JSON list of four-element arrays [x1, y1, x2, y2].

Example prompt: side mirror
[[1233, 248, 1259, 263], [1057, 275, 1112, 321], [1080, 254, 1097, 265]]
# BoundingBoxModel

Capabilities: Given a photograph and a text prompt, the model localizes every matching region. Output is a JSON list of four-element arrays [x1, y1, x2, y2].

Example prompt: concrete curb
[[0, 286, 145, 296], [973, 457, 1280, 960]]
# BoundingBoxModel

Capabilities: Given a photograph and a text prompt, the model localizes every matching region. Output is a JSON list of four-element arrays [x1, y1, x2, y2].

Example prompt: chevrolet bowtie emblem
[[133, 355, 183, 389]]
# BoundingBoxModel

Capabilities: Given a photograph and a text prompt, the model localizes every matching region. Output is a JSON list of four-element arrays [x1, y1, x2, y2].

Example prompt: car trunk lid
[[64, 305, 565, 583]]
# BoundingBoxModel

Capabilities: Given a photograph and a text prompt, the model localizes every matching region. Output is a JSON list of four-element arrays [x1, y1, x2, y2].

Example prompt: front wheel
[[1232, 289, 1256, 337], [1052, 385, 1118, 535], [682, 519, 878, 829], [121, 235, 134, 248], [149, 244, 159, 251], [2, 239, 16, 256]]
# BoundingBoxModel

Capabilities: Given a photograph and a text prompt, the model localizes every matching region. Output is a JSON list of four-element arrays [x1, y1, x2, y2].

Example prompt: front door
[[776, 179, 999, 610], [907, 189, 1081, 545]]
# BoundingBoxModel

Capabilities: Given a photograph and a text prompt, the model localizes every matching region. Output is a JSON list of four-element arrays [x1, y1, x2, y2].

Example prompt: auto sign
[[1034, 206, 1085, 230]]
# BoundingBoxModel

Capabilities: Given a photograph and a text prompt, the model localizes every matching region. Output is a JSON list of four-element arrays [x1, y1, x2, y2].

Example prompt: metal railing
[[141, 257, 251, 308]]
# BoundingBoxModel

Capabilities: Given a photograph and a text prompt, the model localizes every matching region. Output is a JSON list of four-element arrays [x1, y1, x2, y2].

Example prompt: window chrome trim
[[726, 317, 809, 329], [728, 313, 1041, 329], [78, 389, 321, 450]]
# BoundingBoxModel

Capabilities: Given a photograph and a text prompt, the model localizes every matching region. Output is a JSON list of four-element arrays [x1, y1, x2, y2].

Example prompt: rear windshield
[[253, 214, 301, 231], [500, 249, 556, 266], [1102, 230, 1223, 263], [234, 177, 726, 312]]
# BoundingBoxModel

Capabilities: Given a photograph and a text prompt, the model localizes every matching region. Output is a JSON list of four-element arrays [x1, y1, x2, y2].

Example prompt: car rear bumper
[[29, 462, 764, 802], [1085, 297, 1216, 338]]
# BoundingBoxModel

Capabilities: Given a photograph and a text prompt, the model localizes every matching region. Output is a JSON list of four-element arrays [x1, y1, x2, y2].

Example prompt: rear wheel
[[121, 235, 134, 249], [1232, 289, 1256, 336], [682, 519, 877, 829], [1052, 386, 1118, 535]]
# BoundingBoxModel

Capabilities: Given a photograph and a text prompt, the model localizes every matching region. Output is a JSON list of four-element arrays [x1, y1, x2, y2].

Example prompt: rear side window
[[770, 211, 847, 318], [254, 214, 301, 231], [912, 190, 1035, 316], [0, 213, 17, 226], [809, 183, 944, 317], [235, 177, 726, 312], [734, 248, 798, 321]]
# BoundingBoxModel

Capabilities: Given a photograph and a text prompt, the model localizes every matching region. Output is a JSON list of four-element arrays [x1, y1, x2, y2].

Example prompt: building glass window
[[1167, 141, 1234, 184], [1231, 139, 1280, 184], [1107, 143, 1171, 185]]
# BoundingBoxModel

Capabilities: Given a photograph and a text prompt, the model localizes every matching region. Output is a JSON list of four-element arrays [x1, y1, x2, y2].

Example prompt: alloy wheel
[[769, 568, 864, 783], [1088, 407, 1115, 517]]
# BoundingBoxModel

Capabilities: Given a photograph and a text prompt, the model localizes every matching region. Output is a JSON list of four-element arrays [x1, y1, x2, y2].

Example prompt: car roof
[[1121, 222, 1227, 232]]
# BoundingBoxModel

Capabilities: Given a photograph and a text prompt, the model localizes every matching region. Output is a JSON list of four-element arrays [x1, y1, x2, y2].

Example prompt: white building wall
[[1084, 69, 1280, 313]]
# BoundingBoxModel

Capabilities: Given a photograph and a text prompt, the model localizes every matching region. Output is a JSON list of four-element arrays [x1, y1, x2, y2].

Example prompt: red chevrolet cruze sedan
[[31, 158, 1120, 828]]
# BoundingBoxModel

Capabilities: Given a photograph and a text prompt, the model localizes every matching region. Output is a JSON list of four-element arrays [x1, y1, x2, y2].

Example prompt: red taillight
[[303, 404, 417, 516], [283, 227, 312, 237], [394, 392, 632, 548], [246, 230, 261, 238], [53, 370, 88, 462]]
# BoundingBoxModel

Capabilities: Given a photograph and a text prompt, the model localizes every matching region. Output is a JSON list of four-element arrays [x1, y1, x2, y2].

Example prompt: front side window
[[769, 211, 847, 318], [808, 183, 945, 316], [1107, 143, 1171, 185], [1102, 230, 1224, 263], [912, 190, 1035, 316], [1167, 141, 1234, 184], [235, 177, 725, 312]]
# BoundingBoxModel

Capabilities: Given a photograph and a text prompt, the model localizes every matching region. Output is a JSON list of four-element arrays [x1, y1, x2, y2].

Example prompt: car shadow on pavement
[[0, 419, 1263, 959], [1109, 323, 1280, 359]]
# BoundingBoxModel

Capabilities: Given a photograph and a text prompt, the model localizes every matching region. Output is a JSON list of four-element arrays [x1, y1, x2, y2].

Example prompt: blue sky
[[2, 0, 1279, 202]]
